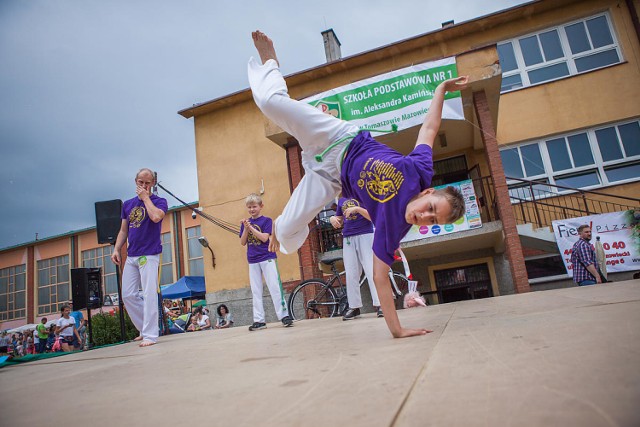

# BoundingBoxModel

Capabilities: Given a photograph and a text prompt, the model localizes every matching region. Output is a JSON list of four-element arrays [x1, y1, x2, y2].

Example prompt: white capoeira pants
[[248, 57, 360, 254], [122, 255, 160, 342], [249, 259, 288, 322], [343, 232, 380, 309]]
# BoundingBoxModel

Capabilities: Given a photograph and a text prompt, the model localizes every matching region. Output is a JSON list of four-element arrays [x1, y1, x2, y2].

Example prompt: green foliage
[[89, 310, 139, 346]]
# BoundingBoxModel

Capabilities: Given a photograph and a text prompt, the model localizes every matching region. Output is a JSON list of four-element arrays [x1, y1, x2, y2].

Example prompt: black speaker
[[95, 199, 123, 244], [71, 268, 103, 310]]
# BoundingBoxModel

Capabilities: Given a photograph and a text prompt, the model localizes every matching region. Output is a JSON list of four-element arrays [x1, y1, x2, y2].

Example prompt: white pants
[[122, 255, 160, 342], [249, 259, 288, 322], [343, 233, 380, 308], [248, 58, 359, 254]]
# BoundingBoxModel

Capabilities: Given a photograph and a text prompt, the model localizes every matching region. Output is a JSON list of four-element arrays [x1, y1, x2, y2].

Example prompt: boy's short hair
[[245, 193, 263, 206], [433, 186, 466, 224]]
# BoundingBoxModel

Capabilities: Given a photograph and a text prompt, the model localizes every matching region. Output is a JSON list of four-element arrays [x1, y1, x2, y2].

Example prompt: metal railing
[[506, 177, 640, 229]]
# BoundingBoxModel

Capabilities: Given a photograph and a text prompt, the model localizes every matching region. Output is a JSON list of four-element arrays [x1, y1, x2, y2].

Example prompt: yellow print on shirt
[[342, 199, 361, 220], [357, 158, 404, 203], [247, 223, 263, 246], [129, 207, 146, 228]]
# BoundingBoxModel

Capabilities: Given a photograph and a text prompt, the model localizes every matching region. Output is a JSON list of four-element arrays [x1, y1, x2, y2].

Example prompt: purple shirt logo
[[357, 158, 405, 203], [128, 207, 146, 228]]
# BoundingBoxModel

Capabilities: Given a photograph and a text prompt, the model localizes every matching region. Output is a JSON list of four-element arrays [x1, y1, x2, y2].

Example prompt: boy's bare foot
[[252, 30, 279, 66], [133, 335, 143, 342], [392, 328, 433, 339], [139, 340, 156, 347]]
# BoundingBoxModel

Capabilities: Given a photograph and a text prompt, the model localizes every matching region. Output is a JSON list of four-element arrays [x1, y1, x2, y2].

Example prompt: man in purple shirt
[[571, 225, 602, 286], [111, 168, 168, 347], [330, 197, 381, 320], [249, 31, 466, 338]]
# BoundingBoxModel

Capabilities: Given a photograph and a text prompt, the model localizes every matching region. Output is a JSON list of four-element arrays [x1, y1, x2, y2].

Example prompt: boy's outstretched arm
[[415, 76, 469, 149], [373, 255, 431, 338]]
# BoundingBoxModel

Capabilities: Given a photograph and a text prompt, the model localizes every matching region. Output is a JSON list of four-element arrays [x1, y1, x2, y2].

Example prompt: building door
[[433, 263, 493, 304]]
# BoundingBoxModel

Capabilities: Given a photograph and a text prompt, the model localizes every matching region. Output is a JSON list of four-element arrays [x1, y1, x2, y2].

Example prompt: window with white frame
[[0, 265, 26, 321], [497, 12, 622, 92], [186, 226, 204, 276], [37, 255, 70, 315], [81, 246, 117, 295], [160, 232, 174, 285], [501, 119, 640, 197]]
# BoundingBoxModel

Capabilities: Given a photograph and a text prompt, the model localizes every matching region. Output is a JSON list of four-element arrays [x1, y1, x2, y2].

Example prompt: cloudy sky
[[0, 0, 528, 249]]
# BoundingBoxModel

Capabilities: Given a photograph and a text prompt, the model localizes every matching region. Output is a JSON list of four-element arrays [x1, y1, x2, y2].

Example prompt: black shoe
[[281, 316, 294, 327], [342, 308, 361, 321], [248, 322, 267, 331], [376, 308, 384, 318]]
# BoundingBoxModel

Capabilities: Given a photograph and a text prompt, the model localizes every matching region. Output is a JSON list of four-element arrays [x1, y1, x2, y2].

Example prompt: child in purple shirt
[[249, 31, 466, 338], [240, 193, 293, 330]]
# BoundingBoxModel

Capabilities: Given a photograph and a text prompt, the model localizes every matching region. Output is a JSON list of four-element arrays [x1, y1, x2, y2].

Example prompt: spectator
[[25, 331, 35, 355], [77, 319, 88, 350], [46, 325, 57, 352], [191, 307, 211, 330], [36, 317, 49, 354], [55, 304, 82, 352], [215, 304, 234, 329], [0, 331, 9, 356], [571, 225, 601, 286], [186, 315, 201, 332], [69, 302, 84, 329]]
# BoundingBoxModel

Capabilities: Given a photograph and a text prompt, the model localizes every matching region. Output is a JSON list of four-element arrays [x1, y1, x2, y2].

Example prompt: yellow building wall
[[191, 0, 639, 293], [0, 247, 28, 270], [496, 0, 640, 144]]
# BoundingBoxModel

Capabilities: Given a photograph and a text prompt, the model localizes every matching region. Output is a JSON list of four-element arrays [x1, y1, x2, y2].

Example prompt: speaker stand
[[113, 245, 127, 343]]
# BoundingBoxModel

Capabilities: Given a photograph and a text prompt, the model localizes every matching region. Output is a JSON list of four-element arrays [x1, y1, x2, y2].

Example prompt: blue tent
[[161, 276, 206, 299]]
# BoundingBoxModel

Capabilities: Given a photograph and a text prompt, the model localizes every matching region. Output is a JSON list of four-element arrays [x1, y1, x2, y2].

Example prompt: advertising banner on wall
[[401, 179, 482, 243], [552, 210, 640, 274], [301, 57, 464, 131]]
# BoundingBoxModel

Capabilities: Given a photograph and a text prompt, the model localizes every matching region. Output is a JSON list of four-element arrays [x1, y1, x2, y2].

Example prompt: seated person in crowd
[[190, 307, 211, 330], [215, 304, 234, 329]]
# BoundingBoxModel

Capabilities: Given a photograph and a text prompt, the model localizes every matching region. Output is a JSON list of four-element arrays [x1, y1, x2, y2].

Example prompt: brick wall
[[473, 90, 530, 293]]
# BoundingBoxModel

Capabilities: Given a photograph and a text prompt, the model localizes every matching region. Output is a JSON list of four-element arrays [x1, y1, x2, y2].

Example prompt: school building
[[177, 0, 639, 318], [0, 203, 203, 331], [2, 0, 640, 329]]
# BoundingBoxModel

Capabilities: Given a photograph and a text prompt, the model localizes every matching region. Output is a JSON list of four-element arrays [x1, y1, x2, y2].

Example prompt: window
[[526, 254, 569, 282], [81, 246, 117, 296], [431, 155, 469, 187], [501, 119, 640, 196], [0, 265, 26, 321], [37, 255, 70, 315], [160, 232, 174, 285], [497, 13, 621, 92], [186, 226, 204, 276]]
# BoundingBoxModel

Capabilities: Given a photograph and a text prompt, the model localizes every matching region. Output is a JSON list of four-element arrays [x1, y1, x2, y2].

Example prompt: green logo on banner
[[311, 100, 342, 120]]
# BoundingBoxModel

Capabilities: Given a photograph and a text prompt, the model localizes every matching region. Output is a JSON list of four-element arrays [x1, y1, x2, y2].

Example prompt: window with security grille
[[0, 264, 26, 321]]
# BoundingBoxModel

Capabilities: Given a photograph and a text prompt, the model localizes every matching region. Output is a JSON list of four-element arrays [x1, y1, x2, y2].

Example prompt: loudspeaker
[[95, 199, 122, 244], [71, 268, 103, 310]]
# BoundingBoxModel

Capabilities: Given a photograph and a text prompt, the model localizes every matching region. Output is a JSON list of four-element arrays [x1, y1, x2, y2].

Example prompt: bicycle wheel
[[288, 280, 338, 320], [390, 272, 410, 309]]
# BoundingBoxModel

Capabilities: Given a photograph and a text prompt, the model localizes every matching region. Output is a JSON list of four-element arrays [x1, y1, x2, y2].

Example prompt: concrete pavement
[[1, 280, 639, 427]]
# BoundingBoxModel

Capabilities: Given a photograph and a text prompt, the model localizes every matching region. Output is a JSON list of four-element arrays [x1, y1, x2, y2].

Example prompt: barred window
[[37, 255, 70, 315], [0, 265, 26, 321]]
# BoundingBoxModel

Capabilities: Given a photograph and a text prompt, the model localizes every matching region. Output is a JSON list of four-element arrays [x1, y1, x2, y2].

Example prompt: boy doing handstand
[[249, 31, 467, 338]]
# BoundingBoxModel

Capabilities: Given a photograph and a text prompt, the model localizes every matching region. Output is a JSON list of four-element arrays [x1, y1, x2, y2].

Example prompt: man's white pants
[[343, 233, 380, 309], [248, 58, 359, 254], [249, 259, 288, 323], [122, 255, 160, 342]]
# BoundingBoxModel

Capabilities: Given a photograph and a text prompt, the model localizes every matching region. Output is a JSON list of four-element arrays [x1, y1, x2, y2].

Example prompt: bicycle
[[287, 255, 410, 320]]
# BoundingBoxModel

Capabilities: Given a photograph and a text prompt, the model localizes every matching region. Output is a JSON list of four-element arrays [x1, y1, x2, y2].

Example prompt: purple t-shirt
[[341, 131, 434, 265], [122, 195, 168, 257], [336, 197, 373, 237], [240, 216, 277, 264]]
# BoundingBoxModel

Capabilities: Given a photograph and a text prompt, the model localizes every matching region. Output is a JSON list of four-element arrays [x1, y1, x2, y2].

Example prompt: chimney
[[321, 28, 342, 62]]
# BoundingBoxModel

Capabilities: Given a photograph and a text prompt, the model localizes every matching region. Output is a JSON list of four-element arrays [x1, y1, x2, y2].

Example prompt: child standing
[[240, 193, 293, 330], [330, 197, 381, 320], [249, 31, 467, 338]]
